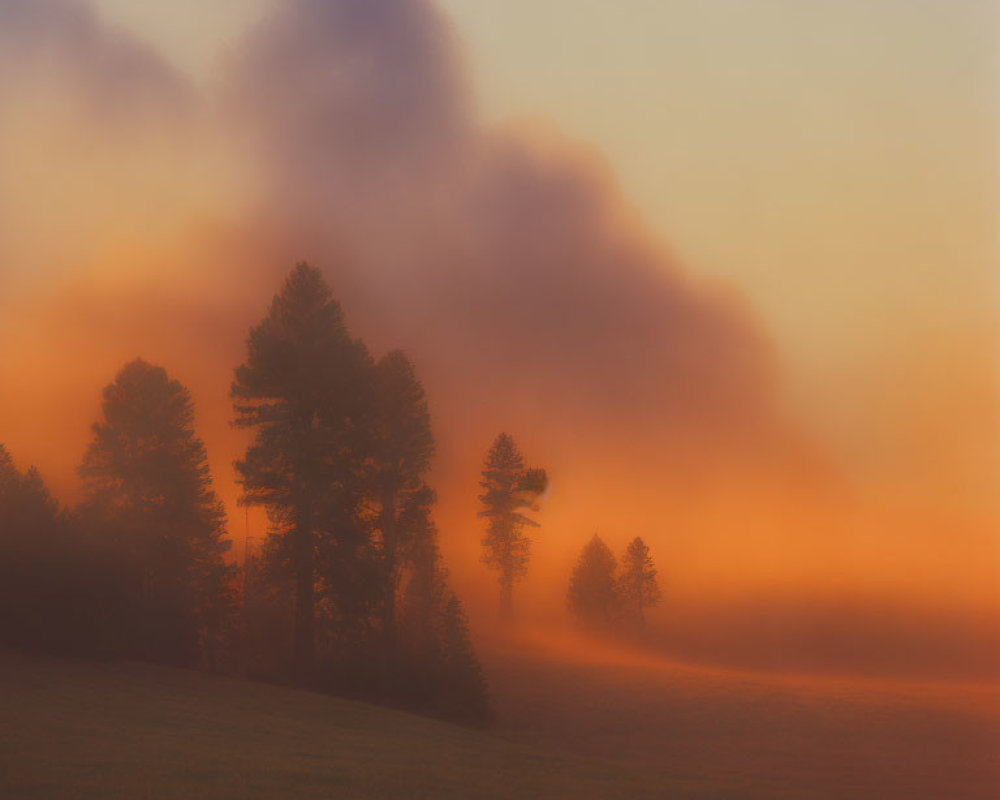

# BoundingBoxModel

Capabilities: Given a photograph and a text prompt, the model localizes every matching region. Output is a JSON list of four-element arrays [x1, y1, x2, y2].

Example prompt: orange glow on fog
[[0, 0, 996, 685]]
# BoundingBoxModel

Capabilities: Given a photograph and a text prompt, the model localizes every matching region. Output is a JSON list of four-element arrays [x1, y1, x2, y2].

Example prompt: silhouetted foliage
[[435, 593, 492, 725], [398, 519, 448, 665], [231, 263, 490, 724], [239, 536, 294, 678], [367, 350, 435, 683], [232, 262, 372, 681], [618, 536, 661, 630], [478, 433, 547, 618], [0, 445, 70, 651], [77, 360, 235, 667], [2, 263, 494, 727], [567, 534, 619, 632]]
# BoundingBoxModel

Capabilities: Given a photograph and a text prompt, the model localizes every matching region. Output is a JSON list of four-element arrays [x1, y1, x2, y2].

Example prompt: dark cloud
[[228, 0, 790, 468], [2, 0, 994, 668], [0, 0, 193, 122]]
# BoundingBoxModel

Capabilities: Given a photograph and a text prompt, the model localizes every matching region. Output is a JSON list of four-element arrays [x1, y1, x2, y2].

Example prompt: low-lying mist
[[0, 0, 996, 684]]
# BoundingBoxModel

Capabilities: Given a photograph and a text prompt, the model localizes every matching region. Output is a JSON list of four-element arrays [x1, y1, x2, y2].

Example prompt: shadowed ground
[[1, 647, 997, 799], [485, 630, 1000, 800], [0, 651, 775, 799]]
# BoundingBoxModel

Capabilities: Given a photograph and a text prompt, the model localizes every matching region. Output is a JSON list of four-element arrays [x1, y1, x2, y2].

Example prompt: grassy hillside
[[0, 651, 773, 800], [485, 633, 1000, 800], [2, 648, 996, 799]]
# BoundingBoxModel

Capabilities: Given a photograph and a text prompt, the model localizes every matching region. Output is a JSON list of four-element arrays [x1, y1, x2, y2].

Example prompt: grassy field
[[0, 651, 775, 800], [485, 632, 1000, 800], [1, 647, 997, 799]]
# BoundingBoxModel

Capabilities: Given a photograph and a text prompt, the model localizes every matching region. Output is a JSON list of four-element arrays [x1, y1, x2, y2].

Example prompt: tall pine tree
[[78, 360, 233, 666], [368, 350, 435, 669], [232, 263, 372, 681]]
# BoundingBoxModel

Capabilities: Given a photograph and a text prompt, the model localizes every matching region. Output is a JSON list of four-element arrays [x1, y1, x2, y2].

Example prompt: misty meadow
[[1, 1, 998, 799]]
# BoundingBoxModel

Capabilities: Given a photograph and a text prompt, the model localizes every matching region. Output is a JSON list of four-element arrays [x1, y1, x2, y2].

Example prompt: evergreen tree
[[396, 518, 448, 705], [368, 350, 435, 667], [78, 360, 234, 666], [0, 446, 60, 545], [566, 534, 619, 631], [617, 536, 661, 628], [477, 433, 547, 618], [436, 593, 492, 725], [232, 262, 372, 680], [398, 518, 448, 662], [0, 445, 64, 649]]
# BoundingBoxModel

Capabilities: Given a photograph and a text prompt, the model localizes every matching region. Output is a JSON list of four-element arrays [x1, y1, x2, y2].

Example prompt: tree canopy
[[78, 359, 233, 666], [232, 262, 373, 679], [618, 536, 661, 628], [566, 534, 619, 632], [478, 433, 547, 618]]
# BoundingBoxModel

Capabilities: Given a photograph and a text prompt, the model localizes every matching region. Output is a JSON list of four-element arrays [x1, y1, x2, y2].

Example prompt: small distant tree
[[617, 536, 661, 629], [566, 534, 619, 631], [478, 433, 547, 618], [78, 360, 234, 666]]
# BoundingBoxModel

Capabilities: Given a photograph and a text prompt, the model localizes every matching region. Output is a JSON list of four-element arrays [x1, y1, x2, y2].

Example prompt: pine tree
[[395, 517, 448, 705], [368, 350, 435, 668], [78, 360, 234, 666], [477, 433, 547, 618], [398, 519, 448, 661], [232, 262, 372, 680], [437, 593, 492, 725], [0, 446, 60, 546], [0, 445, 65, 649], [566, 534, 619, 631], [617, 536, 661, 629]]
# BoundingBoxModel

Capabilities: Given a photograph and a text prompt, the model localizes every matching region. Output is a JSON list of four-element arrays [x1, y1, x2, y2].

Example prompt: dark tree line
[[566, 534, 661, 635], [0, 263, 492, 726], [232, 264, 488, 721], [0, 365, 235, 665]]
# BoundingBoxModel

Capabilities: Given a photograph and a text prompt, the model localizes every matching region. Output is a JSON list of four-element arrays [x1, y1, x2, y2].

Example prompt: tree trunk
[[499, 575, 513, 620], [379, 491, 398, 697], [292, 509, 315, 684]]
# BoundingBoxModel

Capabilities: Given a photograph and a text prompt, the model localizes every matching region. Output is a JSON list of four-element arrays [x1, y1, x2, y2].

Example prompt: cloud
[[227, 0, 790, 465], [3, 0, 992, 648], [0, 0, 193, 121]]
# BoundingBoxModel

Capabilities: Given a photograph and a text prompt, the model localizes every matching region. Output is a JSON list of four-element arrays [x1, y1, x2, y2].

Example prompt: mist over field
[[0, 2, 997, 797]]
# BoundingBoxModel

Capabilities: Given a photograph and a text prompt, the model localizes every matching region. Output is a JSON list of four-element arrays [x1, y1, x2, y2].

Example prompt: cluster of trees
[[0, 264, 490, 725], [0, 262, 667, 725], [230, 265, 488, 722], [566, 534, 661, 634], [0, 367, 234, 666]]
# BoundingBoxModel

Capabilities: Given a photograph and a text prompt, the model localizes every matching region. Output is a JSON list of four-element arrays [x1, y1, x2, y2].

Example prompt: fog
[[0, 0, 996, 682]]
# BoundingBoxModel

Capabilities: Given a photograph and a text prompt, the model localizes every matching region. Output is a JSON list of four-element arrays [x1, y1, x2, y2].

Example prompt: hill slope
[[0, 651, 755, 800]]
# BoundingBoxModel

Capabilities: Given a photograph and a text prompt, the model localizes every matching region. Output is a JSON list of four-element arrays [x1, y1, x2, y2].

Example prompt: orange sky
[[0, 0, 997, 662]]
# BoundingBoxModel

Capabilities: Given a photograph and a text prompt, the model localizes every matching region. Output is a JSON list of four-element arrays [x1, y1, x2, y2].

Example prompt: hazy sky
[[90, 0, 998, 479], [4, 0, 995, 625]]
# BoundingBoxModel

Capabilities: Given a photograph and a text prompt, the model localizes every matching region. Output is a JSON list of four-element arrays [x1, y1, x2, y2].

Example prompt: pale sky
[[90, 0, 1000, 482]]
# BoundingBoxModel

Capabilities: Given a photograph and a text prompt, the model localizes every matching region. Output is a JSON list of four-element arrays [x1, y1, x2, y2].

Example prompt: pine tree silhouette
[[618, 536, 661, 630], [478, 433, 547, 618], [78, 360, 234, 666], [567, 534, 619, 632], [232, 263, 372, 681]]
